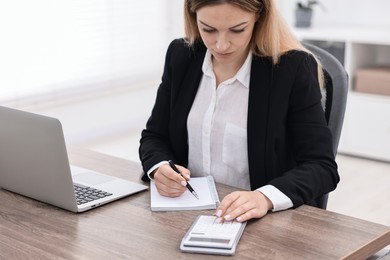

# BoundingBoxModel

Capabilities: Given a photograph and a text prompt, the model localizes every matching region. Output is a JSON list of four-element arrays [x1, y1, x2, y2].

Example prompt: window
[[0, 1, 178, 102]]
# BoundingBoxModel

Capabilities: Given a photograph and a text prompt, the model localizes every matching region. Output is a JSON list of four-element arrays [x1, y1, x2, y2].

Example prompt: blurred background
[[1, 0, 389, 228]]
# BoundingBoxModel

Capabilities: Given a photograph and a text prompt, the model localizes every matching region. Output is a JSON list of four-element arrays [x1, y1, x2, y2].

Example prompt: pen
[[168, 160, 199, 200]]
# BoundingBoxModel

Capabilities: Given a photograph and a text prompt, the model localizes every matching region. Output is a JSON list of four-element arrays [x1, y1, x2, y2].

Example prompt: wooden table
[[1, 147, 389, 259]]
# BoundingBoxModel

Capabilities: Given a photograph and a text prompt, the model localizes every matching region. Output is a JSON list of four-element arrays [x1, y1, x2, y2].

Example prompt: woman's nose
[[216, 34, 230, 51]]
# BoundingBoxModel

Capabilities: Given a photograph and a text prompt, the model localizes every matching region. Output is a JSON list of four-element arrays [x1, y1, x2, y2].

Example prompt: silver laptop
[[0, 106, 148, 212]]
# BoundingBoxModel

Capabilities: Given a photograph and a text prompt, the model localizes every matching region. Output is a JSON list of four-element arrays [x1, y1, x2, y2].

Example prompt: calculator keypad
[[191, 215, 242, 236]]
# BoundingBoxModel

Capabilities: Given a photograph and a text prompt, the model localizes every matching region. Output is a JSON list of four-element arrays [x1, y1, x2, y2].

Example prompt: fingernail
[[215, 217, 223, 223], [184, 174, 190, 180], [236, 216, 242, 222], [216, 210, 222, 217], [181, 181, 187, 187], [224, 215, 232, 221]]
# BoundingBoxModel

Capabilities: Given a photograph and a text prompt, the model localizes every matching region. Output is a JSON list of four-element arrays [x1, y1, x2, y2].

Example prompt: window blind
[[0, 0, 174, 102]]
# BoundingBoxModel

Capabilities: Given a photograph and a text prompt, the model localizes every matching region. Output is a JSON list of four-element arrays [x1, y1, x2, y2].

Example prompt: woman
[[139, 0, 339, 223]]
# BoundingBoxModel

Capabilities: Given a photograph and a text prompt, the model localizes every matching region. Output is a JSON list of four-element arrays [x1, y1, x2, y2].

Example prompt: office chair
[[303, 42, 349, 209]]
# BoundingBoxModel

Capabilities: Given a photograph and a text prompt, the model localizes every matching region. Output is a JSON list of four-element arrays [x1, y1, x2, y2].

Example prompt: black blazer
[[139, 38, 339, 208]]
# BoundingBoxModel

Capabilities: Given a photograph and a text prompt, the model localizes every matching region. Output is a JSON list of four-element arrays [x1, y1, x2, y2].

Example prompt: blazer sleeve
[[267, 52, 340, 207], [138, 40, 179, 180], [139, 38, 205, 181]]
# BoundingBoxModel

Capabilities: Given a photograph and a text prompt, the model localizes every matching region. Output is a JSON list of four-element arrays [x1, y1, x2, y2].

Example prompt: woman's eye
[[202, 28, 216, 33], [201, 27, 245, 34], [231, 28, 245, 33]]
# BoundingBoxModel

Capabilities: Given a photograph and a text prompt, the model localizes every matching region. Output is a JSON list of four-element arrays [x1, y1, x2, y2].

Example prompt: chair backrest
[[303, 42, 349, 209]]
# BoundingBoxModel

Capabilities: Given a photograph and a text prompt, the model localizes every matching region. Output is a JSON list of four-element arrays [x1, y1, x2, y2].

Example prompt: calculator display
[[189, 237, 231, 245]]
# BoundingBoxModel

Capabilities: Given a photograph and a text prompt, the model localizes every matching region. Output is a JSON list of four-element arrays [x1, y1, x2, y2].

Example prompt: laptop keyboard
[[74, 183, 113, 205]]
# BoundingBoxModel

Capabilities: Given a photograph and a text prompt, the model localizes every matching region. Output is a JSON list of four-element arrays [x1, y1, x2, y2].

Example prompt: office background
[[1, 0, 389, 231]]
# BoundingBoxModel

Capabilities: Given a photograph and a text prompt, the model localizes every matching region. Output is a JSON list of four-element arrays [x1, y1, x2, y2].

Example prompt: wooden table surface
[[1, 147, 389, 259]]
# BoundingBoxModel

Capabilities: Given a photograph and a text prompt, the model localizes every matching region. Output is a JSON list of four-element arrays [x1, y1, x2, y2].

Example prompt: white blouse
[[187, 50, 251, 189]]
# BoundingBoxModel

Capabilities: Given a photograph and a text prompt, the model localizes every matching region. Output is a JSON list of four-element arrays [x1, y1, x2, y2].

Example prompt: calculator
[[180, 215, 247, 255]]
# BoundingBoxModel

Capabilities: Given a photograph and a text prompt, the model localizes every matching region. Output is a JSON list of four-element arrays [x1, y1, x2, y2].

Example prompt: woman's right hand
[[152, 163, 191, 197]]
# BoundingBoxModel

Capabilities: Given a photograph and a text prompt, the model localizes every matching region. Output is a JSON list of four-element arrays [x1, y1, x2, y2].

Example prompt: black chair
[[303, 42, 349, 209]]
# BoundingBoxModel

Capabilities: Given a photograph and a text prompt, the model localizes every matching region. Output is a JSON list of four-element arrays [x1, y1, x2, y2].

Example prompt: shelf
[[294, 27, 390, 162]]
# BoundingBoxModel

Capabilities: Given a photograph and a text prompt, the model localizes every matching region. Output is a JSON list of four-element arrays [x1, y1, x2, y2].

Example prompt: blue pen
[[168, 160, 199, 200]]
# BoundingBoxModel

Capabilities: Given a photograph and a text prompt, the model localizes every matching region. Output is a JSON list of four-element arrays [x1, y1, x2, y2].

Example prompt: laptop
[[0, 106, 148, 212]]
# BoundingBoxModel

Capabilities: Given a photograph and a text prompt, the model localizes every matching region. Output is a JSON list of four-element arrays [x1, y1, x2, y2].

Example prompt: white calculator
[[180, 215, 247, 255]]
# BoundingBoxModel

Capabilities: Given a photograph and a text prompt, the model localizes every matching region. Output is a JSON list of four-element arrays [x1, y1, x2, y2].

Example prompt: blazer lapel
[[247, 56, 274, 189]]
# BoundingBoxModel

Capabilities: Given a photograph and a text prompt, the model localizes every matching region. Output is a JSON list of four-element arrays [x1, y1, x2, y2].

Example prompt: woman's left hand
[[215, 191, 273, 222]]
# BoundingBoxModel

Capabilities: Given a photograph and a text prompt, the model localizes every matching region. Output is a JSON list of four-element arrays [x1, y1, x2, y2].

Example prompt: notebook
[[150, 176, 219, 211], [0, 106, 148, 213]]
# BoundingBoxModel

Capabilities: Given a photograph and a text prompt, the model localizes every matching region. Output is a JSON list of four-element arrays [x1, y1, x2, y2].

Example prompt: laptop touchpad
[[74, 172, 115, 185]]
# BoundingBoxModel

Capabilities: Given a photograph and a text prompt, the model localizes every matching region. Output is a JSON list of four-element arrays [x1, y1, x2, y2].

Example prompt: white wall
[[277, 0, 390, 29], [3, 0, 186, 151]]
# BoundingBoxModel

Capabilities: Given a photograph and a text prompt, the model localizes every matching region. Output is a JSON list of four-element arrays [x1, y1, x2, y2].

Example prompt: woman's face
[[196, 3, 257, 66]]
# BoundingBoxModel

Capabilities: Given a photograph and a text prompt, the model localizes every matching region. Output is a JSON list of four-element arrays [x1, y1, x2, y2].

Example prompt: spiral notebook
[[150, 176, 219, 211]]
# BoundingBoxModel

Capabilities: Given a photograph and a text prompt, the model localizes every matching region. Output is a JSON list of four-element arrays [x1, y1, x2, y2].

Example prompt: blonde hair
[[184, 0, 324, 87]]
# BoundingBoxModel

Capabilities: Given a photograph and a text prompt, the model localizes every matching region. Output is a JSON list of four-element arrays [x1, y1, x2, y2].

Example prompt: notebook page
[[150, 176, 219, 211]]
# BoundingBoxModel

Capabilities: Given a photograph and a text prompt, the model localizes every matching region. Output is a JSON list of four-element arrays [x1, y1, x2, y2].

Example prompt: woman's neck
[[212, 50, 249, 86]]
